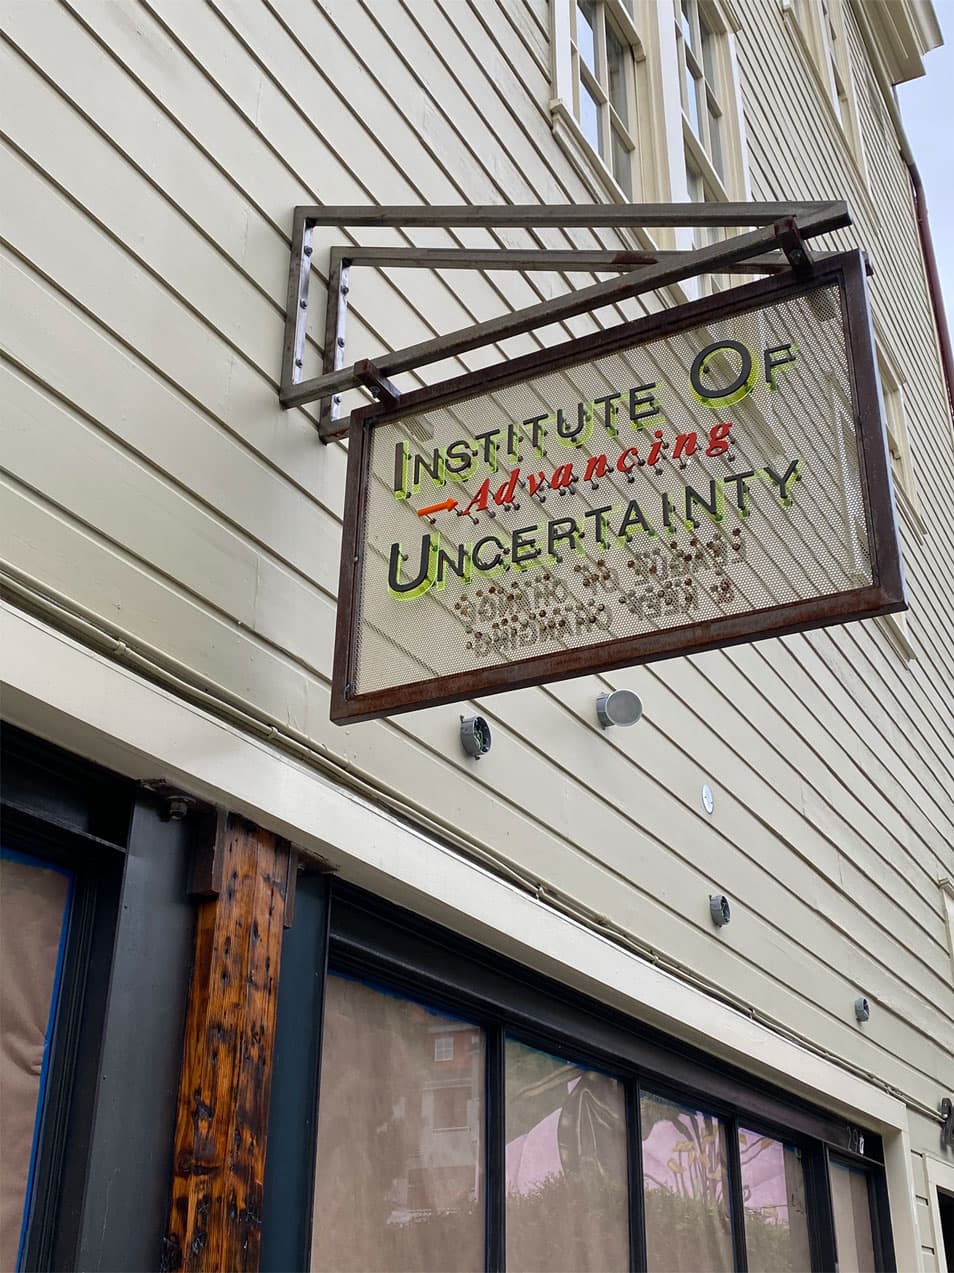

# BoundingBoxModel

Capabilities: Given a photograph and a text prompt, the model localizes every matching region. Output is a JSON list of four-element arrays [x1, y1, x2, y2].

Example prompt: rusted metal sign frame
[[331, 249, 905, 724], [279, 201, 850, 435]]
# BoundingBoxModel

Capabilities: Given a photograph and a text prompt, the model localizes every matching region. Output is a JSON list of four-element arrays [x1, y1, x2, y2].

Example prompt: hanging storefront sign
[[331, 250, 904, 723]]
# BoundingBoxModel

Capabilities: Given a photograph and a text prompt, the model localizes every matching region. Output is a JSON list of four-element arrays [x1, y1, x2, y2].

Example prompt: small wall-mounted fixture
[[854, 996, 870, 1023], [709, 894, 731, 927], [702, 784, 714, 814], [596, 689, 643, 729], [460, 715, 492, 759]]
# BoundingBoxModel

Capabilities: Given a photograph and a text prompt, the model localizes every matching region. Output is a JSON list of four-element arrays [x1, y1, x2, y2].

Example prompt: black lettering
[[617, 500, 655, 539], [472, 535, 504, 572], [584, 505, 614, 547], [474, 429, 500, 469], [412, 447, 444, 488], [444, 438, 476, 476], [548, 517, 582, 557], [690, 340, 754, 407], [723, 470, 756, 514], [511, 525, 542, 567], [685, 481, 723, 528], [628, 383, 660, 426], [763, 460, 802, 504]]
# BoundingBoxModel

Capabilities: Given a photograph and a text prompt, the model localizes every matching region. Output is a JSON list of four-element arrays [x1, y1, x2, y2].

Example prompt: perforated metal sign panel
[[332, 251, 904, 723]]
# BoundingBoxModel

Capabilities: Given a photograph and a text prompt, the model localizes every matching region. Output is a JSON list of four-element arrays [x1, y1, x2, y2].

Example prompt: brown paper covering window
[[0, 855, 71, 1273]]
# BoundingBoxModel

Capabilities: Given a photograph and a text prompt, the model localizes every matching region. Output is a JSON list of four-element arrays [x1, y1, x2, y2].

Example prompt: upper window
[[550, 0, 645, 201], [571, 1, 639, 197], [675, 0, 737, 278], [787, 0, 863, 165], [676, 0, 726, 194], [549, 0, 747, 245]]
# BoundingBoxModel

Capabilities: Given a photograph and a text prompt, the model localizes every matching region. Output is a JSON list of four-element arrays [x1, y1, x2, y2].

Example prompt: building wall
[[1, 0, 951, 1263]]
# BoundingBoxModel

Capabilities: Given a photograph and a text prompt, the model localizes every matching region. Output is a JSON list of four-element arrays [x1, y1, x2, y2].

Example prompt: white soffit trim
[[0, 601, 910, 1132]]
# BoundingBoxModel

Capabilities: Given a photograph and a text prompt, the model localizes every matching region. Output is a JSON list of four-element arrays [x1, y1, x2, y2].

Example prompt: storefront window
[[738, 1127, 812, 1273], [311, 975, 485, 1273], [640, 1091, 734, 1272], [505, 1040, 629, 1272], [272, 888, 899, 1273]]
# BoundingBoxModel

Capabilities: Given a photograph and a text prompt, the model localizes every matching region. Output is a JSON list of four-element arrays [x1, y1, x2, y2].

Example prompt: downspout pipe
[[853, 3, 954, 423], [907, 160, 954, 422]]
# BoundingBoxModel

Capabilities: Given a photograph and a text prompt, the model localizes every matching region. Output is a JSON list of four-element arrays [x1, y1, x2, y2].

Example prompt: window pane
[[686, 158, 704, 203], [579, 79, 602, 155], [681, 0, 694, 51], [685, 64, 702, 135], [577, 0, 597, 73], [641, 1092, 734, 1272], [830, 1161, 877, 1273], [738, 1128, 812, 1273], [701, 16, 719, 85], [707, 98, 724, 176], [611, 127, 633, 197], [606, 24, 628, 123], [505, 1040, 629, 1273], [0, 850, 72, 1273], [311, 975, 484, 1273]]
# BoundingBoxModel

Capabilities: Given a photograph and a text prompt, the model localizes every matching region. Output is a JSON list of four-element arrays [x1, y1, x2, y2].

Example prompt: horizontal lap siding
[[1, 0, 952, 1151]]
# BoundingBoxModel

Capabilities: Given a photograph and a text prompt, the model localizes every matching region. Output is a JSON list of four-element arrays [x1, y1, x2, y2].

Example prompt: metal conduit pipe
[[853, 2, 954, 423], [1, 566, 946, 1127]]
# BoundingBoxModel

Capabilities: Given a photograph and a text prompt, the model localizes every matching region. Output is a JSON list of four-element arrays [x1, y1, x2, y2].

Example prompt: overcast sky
[[896, 14, 954, 321]]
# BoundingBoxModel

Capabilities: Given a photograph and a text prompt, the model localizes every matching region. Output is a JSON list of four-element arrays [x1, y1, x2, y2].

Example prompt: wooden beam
[[164, 816, 291, 1272]]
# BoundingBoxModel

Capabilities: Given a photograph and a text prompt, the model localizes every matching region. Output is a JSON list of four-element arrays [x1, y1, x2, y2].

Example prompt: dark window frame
[[263, 878, 894, 1273], [2, 730, 130, 1272], [827, 1150, 896, 1273], [1, 724, 195, 1273]]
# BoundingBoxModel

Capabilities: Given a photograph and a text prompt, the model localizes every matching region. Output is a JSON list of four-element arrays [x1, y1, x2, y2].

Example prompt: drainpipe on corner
[[907, 159, 954, 422]]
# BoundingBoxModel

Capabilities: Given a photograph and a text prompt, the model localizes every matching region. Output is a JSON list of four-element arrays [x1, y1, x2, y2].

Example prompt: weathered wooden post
[[163, 813, 294, 1272]]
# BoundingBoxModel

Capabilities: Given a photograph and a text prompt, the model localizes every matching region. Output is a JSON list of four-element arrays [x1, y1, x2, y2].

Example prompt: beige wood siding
[[2, 0, 951, 1198]]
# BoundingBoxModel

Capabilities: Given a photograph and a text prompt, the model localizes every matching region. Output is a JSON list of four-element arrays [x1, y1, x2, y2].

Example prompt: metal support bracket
[[775, 216, 815, 279], [353, 358, 401, 408], [279, 201, 851, 440]]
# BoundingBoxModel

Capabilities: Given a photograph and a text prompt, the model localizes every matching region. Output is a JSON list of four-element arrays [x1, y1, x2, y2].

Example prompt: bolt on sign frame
[[329, 248, 905, 723]]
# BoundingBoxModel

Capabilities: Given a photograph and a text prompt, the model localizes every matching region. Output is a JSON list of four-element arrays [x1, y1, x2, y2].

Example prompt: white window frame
[[670, 0, 750, 296], [870, 339, 920, 660], [876, 342, 924, 540], [675, 0, 749, 202], [925, 1153, 954, 1273], [782, 0, 866, 176], [550, 0, 666, 210], [570, 1, 640, 197], [550, 0, 749, 287], [433, 1035, 454, 1062]]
